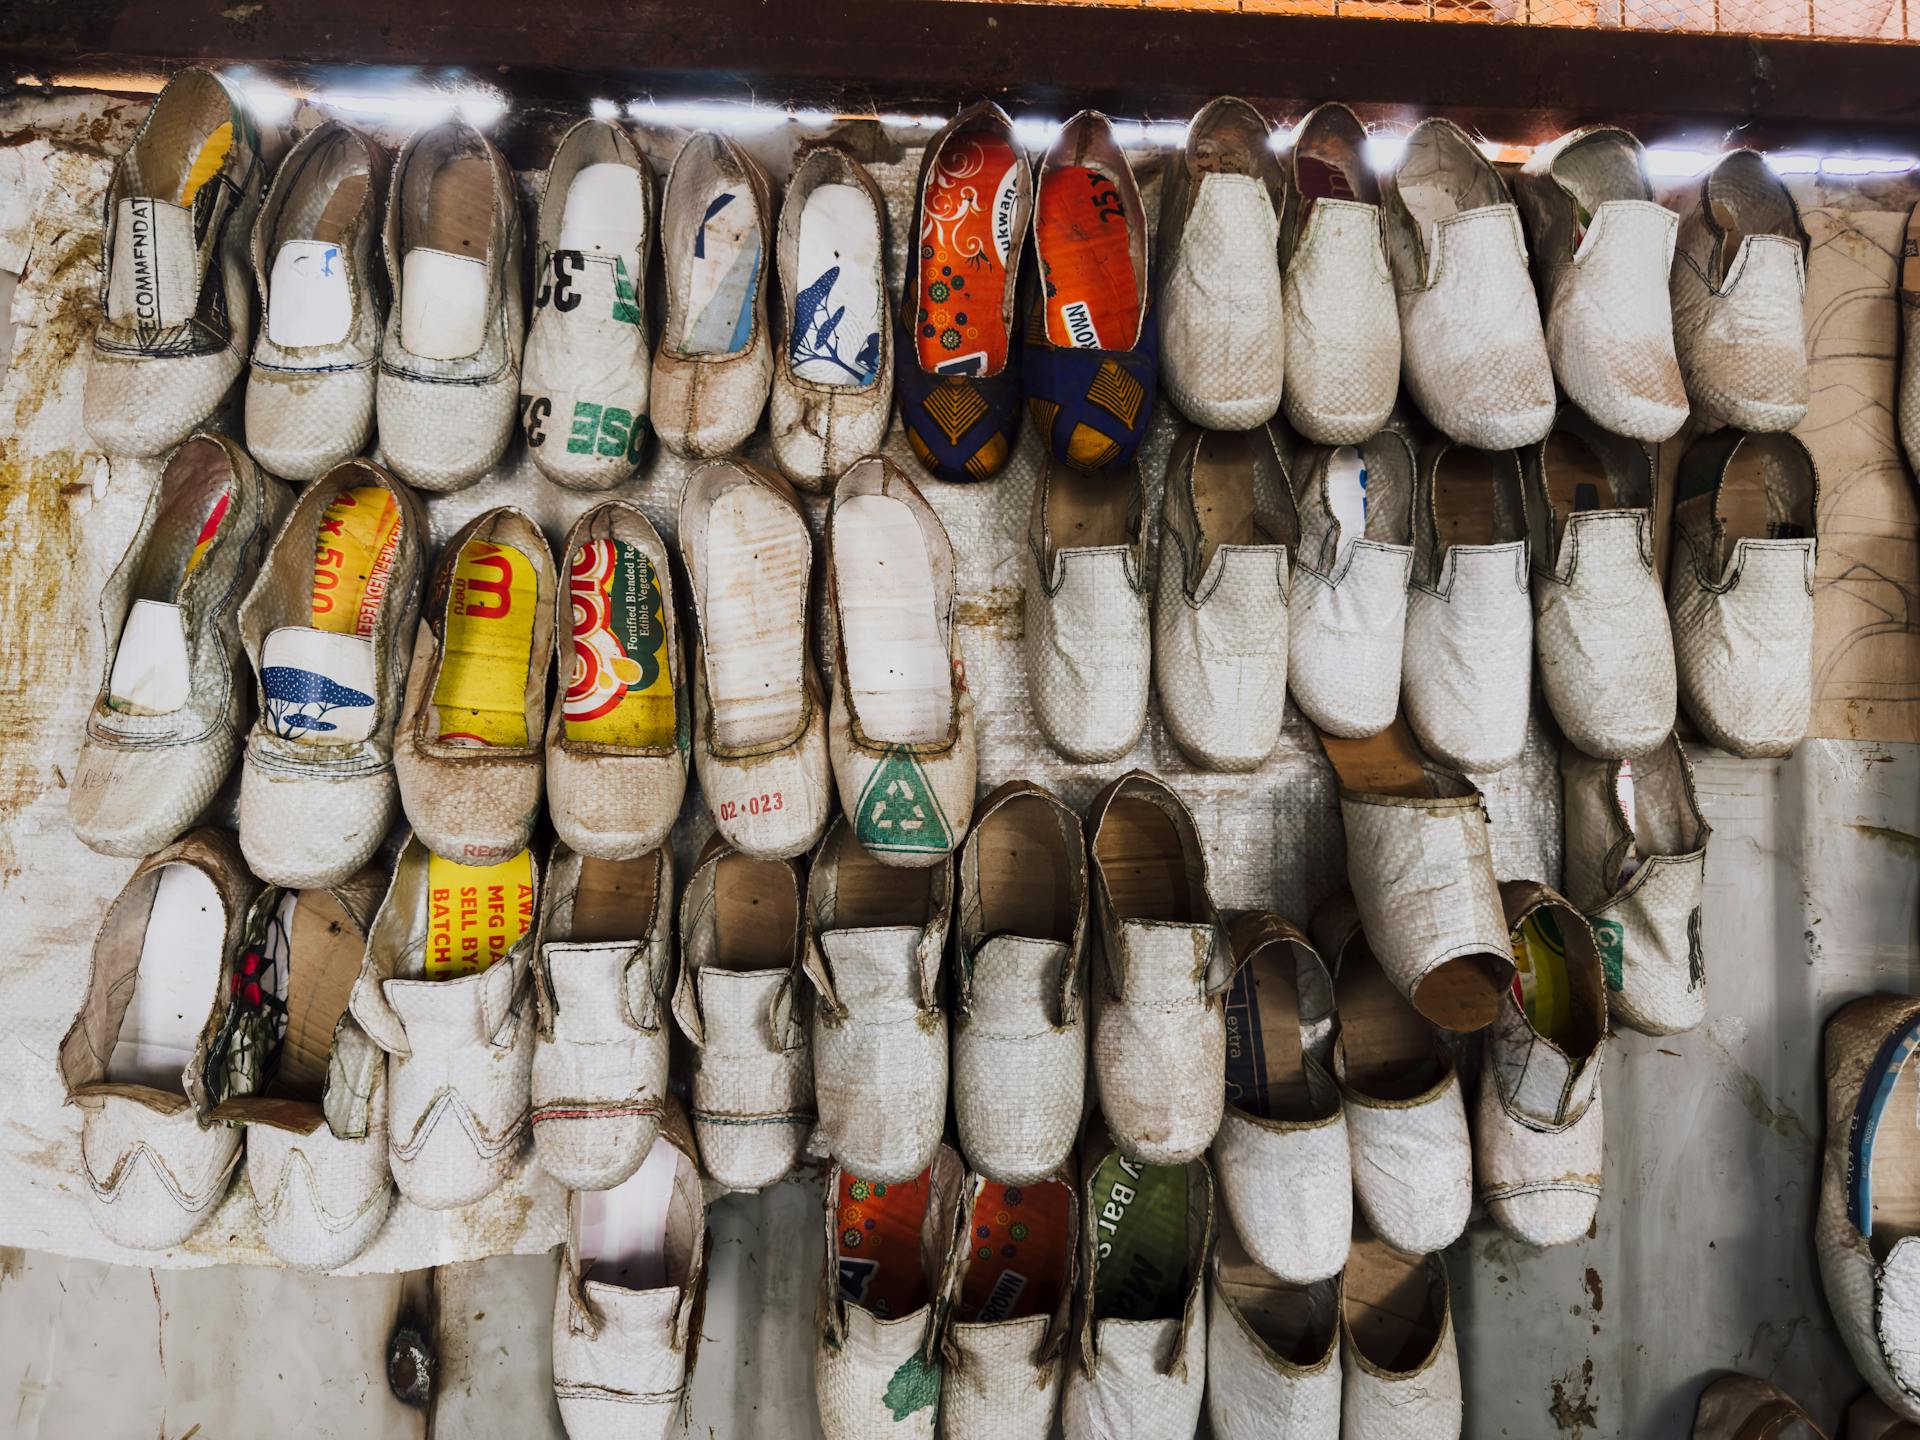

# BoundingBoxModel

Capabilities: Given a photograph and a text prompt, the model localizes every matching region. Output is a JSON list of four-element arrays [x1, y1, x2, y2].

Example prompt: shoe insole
[[702, 485, 810, 750], [1045, 463, 1132, 550], [1216, 1228, 1337, 1365], [1871, 1051, 1920, 1260], [1615, 757, 1642, 884], [1095, 798, 1201, 923], [562, 854, 661, 945], [1222, 944, 1313, 1120], [421, 848, 536, 980], [1090, 1149, 1188, 1324], [430, 538, 537, 748], [564, 537, 677, 748], [836, 494, 952, 746], [1542, 432, 1616, 550], [1905, 203, 1920, 299], [836, 1165, 935, 1321], [1710, 196, 1746, 276], [582, 1134, 679, 1290], [712, 854, 800, 971], [107, 863, 226, 1091], [1719, 444, 1810, 543], [831, 836, 935, 930], [1344, 1234, 1440, 1374], [1327, 446, 1369, 569], [179, 122, 234, 207], [975, 795, 1075, 942], [681, 181, 761, 356], [398, 154, 495, 360], [1191, 430, 1260, 574], [955, 1176, 1072, 1324], [110, 466, 233, 714], [310, 485, 403, 639], [265, 171, 369, 349], [273, 887, 363, 1102], [558, 162, 648, 254], [1297, 154, 1360, 227], [1337, 938, 1442, 1102], [1038, 164, 1139, 351], [916, 128, 1020, 376], [1510, 909, 1578, 1048], [1433, 449, 1509, 549], [790, 183, 883, 386]]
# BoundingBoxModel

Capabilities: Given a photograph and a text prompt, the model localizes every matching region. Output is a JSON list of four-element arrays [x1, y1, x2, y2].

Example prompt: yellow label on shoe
[[1511, 910, 1572, 1043], [424, 848, 535, 980], [563, 538, 676, 747], [180, 121, 234, 207], [183, 488, 231, 580], [311, 485, 402, 638], [430, 538, 538, 747]]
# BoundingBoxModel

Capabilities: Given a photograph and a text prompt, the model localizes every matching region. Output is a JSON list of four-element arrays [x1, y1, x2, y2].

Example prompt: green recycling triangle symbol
[[854, 747, 952, 855]]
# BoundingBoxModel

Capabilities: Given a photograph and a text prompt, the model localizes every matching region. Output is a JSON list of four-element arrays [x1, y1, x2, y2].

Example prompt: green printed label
[[1591, 916, 1625, 993], [853, 748, 952, 856]]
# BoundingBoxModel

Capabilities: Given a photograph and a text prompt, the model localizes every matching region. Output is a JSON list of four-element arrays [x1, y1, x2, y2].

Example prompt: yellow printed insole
[[311, 485, 403, 637], [431, 538, 538, 747], [835, 1166, 934, 1321], [1511, 910, 1573, 1043], [424, 848, 536, 979], [956, 1178, 1072, 1325], [183, 488, 231, 579], [1038, 164, 1139, 352], [564, 539, 676, 748], [180, 122, 234, 207]]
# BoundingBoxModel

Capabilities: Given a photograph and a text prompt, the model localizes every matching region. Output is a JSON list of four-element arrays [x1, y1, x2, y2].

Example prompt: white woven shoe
[[952, 782, 1087, 1186], [805, 816, 951, 1184], [1024, 458, 1150, 764], [71, 433, 281, 858], [1403, 439, 1532, 775], [57, 828, 257, 1250], [246, 120, 385, 481], [238, 458, 427, 888], [1670, 151, 1811, 433], [1692, 1375, 1828, 1439], [671, 838, 815, 1191], [1515, 126, 1688, 444], [1667, 427, 1819, 758], [1560, 738, 1711, 1037], [521, 118, 656, 492], [1278, 103, 1400, 447], [1156, 96, 1285, 431], [1207, 1230, 1341, 1440], [551, 1101, 709, 1440], [531, 843, 675, 1191], [1524, 407, 1676, 759], [1153, 425, 1295, 773], [1341, 1239, 1461, 1439], [1379, 117, 1554, 451], [1088, 771, 1229, 1166], [85, 68, 266, 459]]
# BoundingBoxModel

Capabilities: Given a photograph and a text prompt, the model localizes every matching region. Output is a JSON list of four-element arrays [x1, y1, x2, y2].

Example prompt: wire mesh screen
[[1178, 0, 1911, 40]]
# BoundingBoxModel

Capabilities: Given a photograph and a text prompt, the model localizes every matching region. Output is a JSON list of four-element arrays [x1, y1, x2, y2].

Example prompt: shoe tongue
[[266, 239, 353, 347], [557, 162, 647, 253], [400, 247, 490, 360], [260, 626, 379, 742], [820, 927, 927, 1004], [1111, 920, 1212, 1002], [107, 197, 201, 332], [964, 935, 1068, 1020], [108, 599, 192, 715]]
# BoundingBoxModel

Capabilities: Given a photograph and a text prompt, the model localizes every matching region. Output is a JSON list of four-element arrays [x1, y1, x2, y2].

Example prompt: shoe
[[952, 781, 1087, 1185], [1278, 103, 1400, 447], [70, 433, 281, 858], [804, 815, 950, 1184], [376, 121, 525, 493], [815, 1144, 969, 1440], [1403, 438, 1532, 774], [677, 458, 832, 860], [1024, 457, 1150, 763], [940, 1165, 1078, 1439], [1154, 424, 1295, 772], [1901, 202, 1920, 484], [1514, 127, 1688, 443], [85, 68, 266, 458], [520, 118, 656, 491], [1214, 913, 1349, 1285], [1379, 117, 1555, 450], [1286, 425, 1416, 739], [395, 507, 557, 863], [1476, 882, 1608, 1247], [1155, 96, 1285, 431], [1340, 1237, 1461, 1438], [531, 842, 674, 1191], [1851, 1392, 1920, 1439], [1207, 1226, 1341, 1440], [238, 458, 427, 888], [548, 501, 690, 860], [1087, 770, 1228, 1165], [896, 102, 1032, 485], [552, 1100, 709, 1440], [651, 131, 773, 459], [1312, 889, 1471, 1256], [1692, 1375, 1829, 1438], [1817, 994, 1920, 1427], [56, 827, 257, 1250], [1670, 151, 1811, 432], [1561, 736, 1711, 1037], [826, 455, 976, 866], [209, 864, 394, 1272], [1668, 427, 1819, 758], [1523, 407, 1676, 759], [1025, 111, 1158, 474], [1060, 1122, 1213, 1440], [349, 834, 539, 1210], [671, 836, 814, 1190], [246, 119, 386, 481], [770, 146, 892, 490], [1322, 723, 1512, 1032]]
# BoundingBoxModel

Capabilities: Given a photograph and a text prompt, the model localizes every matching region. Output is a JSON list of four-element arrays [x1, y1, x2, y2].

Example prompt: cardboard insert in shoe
[[1214, 1224, 1337, 1367], [1345, 1232, 1443, 1374]]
